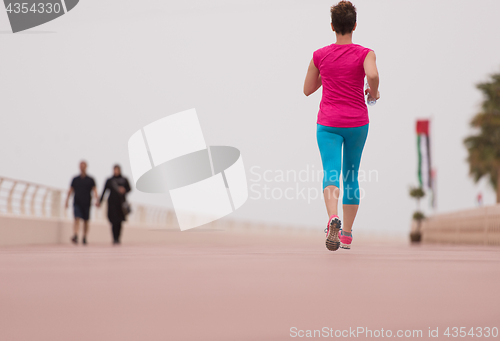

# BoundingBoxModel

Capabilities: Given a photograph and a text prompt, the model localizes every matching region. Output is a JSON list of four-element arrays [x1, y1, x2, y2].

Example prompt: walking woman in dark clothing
[[98, 164, 131, 244]]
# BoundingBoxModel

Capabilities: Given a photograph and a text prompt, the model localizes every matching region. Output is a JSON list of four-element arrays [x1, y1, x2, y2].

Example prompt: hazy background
[[1, 0, 500, 235]]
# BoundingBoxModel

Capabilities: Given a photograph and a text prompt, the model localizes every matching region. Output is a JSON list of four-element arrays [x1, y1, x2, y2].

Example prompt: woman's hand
[[118, 186, 126, 194], [365, 87, 380, 101]]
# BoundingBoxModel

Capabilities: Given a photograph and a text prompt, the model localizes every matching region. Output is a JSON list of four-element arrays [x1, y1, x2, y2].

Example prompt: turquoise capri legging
[[316, 123, 369, 205]]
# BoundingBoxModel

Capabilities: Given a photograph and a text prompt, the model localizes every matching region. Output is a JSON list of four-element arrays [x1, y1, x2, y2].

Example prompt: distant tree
[[409, 186, 425, 243], [464, 73, 500, 203], [409, 186, 425, 210]]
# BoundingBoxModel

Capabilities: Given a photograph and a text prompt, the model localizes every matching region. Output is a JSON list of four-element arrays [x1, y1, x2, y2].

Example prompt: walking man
[[65, 160, 98, 245]]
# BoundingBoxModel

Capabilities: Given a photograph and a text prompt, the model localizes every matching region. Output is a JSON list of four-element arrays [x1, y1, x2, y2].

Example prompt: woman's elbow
[[366, 72, 379, 81], [303, 84, 317, 96]]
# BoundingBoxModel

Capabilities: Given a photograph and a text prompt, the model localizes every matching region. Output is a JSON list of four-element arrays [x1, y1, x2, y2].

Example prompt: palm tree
[[464, 73, 500, 203]]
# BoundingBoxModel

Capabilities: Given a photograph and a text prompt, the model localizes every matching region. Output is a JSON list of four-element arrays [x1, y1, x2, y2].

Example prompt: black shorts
[[73, 205, 90, 221]]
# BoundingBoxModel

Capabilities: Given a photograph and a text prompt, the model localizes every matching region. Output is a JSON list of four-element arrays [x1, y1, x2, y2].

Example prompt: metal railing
[[0, 176, 176, 227], [0, 177, 60, 218], [0, 176, 312, 232]]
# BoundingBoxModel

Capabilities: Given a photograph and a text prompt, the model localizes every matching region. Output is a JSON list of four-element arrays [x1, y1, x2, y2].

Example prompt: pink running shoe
[[324, 215, 341, 251], [338, 230, 352, 249]]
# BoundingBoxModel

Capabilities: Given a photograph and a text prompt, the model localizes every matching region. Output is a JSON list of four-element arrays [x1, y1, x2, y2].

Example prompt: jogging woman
[[303, 1, 380, 251]]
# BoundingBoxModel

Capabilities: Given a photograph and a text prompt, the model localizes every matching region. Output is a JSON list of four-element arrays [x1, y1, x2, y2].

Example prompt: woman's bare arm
[[363, 51, 380, 100], [303, 58, 322, 96]]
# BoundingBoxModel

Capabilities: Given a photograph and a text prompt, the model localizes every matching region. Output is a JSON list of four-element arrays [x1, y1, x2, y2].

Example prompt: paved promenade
[[0, 230, 499, 341]]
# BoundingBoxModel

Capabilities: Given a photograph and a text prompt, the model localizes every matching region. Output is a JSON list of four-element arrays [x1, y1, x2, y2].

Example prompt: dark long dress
[[99, 175, 131, 242]]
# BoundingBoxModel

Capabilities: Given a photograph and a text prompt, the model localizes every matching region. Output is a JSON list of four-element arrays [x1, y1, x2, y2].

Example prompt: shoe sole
[[325, 222, 340, 251], [340, 242, 351, 249]]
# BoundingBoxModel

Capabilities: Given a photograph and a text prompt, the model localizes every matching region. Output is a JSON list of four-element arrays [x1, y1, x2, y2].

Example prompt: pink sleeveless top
[[313, 43, 372, 128]]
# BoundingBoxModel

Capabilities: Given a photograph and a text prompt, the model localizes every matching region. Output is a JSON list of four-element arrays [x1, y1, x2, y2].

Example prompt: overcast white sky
[[1, 0, 500, 235]]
